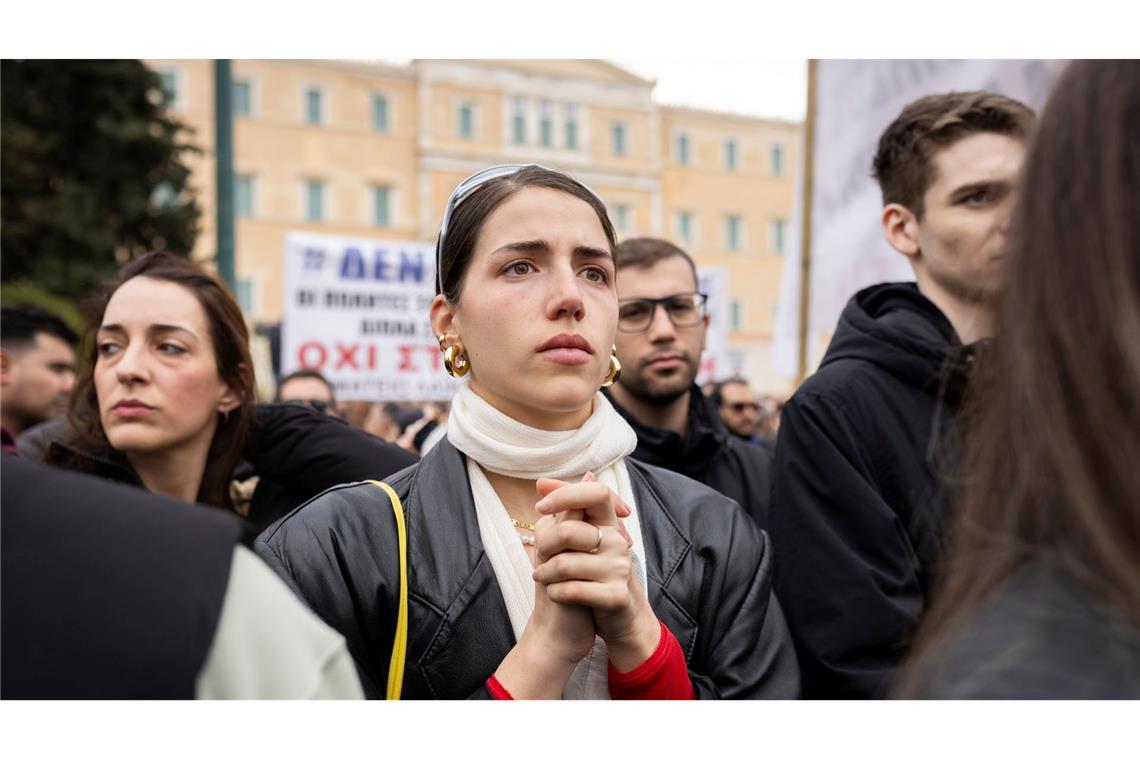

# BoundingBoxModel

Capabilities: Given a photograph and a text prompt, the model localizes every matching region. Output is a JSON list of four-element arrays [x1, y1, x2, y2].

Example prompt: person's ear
[[882, 203, 921, 260], [700, 312, 710, 353], [217, 364, 248, 415], [430, 293, 459, 344]]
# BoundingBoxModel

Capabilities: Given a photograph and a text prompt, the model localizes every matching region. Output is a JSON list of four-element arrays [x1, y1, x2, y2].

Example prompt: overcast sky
[[378, 59, 807, 122], [616, 59, 807, 122]]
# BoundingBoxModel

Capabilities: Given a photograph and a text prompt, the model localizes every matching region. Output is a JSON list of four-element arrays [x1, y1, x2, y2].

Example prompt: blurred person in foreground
[[708, 377, 763, 445], [605, 237, 775, 531], [1, 456, 362, 698], [769, 90, 1035, 697], [275, 367, 339, 417], [0, 303, 77, 453], [256, 166, 797, 699], [43, 252, 414, 530], [898, 60, 1140, 699]]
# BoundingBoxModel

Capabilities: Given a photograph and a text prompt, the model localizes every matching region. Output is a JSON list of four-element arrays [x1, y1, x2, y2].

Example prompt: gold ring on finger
[[588, 526, 603, 554]]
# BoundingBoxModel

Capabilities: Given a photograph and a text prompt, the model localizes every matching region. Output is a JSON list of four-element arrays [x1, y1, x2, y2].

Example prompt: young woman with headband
[[256, 165, 799, 699]]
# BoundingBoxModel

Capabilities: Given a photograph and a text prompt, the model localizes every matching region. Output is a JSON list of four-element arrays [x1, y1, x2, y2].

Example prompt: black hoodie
[[769, 282, 979, 698], [606, 384, 774, 532]]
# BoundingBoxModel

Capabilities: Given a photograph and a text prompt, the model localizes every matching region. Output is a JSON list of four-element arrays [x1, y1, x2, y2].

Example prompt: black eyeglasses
[[725, 401, 760, 413], [435, 164, 607, 294], [617, 292, 709, 333]]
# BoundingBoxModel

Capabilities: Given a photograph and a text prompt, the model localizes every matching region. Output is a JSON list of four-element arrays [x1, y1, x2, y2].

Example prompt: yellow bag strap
[[365, 479, 408, 700]]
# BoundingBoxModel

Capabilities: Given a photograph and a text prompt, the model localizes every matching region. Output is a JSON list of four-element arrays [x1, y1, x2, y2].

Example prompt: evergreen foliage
[[1, 60, 202, 300]]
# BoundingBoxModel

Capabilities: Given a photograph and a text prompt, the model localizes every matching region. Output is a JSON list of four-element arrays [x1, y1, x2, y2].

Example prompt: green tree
[[1, 60, 202, 300]]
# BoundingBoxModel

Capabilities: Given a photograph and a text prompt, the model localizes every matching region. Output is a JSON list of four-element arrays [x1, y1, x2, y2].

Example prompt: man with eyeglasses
[[604, 237, 774, 532]]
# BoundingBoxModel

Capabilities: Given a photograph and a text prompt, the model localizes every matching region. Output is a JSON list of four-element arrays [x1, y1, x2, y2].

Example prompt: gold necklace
[[510, 517, 537, 532]]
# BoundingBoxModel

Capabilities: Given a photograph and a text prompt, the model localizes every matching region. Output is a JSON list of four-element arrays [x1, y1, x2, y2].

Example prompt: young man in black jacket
[[605, 237, 774, 531], [769, 91, 1035, 698]]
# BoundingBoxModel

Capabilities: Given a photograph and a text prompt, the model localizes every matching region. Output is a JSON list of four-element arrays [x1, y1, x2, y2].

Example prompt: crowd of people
[[2, 59, 1137, 699]]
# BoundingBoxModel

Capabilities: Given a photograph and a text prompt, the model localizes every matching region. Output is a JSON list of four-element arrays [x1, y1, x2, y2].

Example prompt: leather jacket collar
[[394, 438, 696, 696]]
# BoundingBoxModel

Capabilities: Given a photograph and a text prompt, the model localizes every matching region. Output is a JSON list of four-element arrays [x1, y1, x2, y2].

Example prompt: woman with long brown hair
[[49, 252, 256, 509], [899, 60, 1140, 698], [47, 251, 417, 528]]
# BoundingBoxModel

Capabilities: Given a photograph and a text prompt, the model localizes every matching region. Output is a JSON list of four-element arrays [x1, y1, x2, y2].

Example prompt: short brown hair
[[872, 91, 1035, 218], [614, 237, 698, 288]]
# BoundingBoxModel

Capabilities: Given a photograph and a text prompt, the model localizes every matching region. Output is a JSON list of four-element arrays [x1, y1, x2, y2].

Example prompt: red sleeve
[[486, 673, 515, 700], [607, 621, 694, 700]]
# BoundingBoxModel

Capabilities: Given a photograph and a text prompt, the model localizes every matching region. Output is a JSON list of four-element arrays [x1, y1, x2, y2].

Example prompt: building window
[[304, 180, 325, 222], [725, 215, 742, 251], [511, 96, 527, 144], [373, 185, 391, 227], [538, 100, 553, 147], [304, 86, 324, 125], [458, 101, 475, 139], [771, 143, 785, 176], [613, 204, 631, 234], [156, 69, 178, 108], [730, 299, 743, 331], [770, 218, 787, 255], [372, 94, 390, 132], [675, 133, 690, 165], [611, 121, 627, 156], [235, 174, 254, 218], [675, 211, 693, 244], [724, 138, 738, 171], [235, 279, 255, 315], [233, 78, 252, 117], [564, 103, 579, 149]]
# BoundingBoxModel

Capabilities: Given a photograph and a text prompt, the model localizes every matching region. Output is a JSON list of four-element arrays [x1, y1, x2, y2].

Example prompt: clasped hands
[[528, 471, 661, 672]]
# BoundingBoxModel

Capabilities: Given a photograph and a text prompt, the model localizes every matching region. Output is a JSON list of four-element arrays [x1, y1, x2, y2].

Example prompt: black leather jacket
[[255, 438, 800, 699]]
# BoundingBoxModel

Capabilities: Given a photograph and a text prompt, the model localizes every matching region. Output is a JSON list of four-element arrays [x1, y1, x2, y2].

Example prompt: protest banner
[[281, 231, 461, 401]]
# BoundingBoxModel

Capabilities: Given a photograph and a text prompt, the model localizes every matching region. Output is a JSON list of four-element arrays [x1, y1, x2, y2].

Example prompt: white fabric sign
[[696, 266, 731, 384], [281, 231, 461, 401], [772, 59, 1066, 380]]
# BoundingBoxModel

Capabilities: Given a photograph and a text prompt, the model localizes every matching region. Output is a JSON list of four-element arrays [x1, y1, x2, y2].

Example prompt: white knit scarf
[[447, 382, 649, 700]]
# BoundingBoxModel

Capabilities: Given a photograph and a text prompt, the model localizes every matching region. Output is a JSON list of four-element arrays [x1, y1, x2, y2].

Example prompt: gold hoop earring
[[601, 346, 621, 387], [443, 344, 470, 378]]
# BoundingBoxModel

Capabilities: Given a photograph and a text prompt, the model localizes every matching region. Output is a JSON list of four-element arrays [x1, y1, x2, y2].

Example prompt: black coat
[[44, 403, 417, 532], [241, 403, 417, 530], [769, 282, 978, 698], [910, 558, 1140, 698], [1, 457, 245, 698], [254, 438, 800, 699], [607, 385, 774, 532]]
